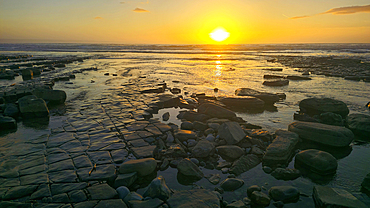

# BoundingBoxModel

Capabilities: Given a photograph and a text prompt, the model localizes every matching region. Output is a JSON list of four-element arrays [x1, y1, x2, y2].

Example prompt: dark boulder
[[299, 98, 349, 118], [263, 79, 289, 86]]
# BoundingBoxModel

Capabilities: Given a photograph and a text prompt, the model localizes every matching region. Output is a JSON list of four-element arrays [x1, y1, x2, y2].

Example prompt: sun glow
[[209, 27, 230, 42]]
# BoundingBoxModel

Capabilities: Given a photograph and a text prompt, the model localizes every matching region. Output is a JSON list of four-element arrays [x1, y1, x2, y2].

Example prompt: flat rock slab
[[263, 79, 289, 86], [51, 183, 88, 195], [166, 189, 220, 208], [77, 164, 116, 182], [218, 122, 246, 145], [299, 98, 349, 118], [235, 88, 280, 104], [87, 184, 118, 200], [263, 130, 299, 166], [3, 185, 38, 200], [131, 145, 156, 158], [346, 114, 370, 139], [48, 170, 78, 183], [229, 154, 261, 175], [288, 121, 354, 147], [313, 185, 367, 208]]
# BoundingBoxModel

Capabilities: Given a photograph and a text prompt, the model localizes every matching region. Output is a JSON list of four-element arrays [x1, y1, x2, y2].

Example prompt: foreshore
[[1, 52, 370, 207]]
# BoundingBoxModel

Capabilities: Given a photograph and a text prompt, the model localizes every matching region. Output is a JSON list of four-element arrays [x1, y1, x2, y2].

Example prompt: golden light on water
[[209, 27, 230, 42]]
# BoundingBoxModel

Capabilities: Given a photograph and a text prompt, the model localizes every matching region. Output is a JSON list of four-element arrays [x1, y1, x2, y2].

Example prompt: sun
[[209, 27, 230, 42]]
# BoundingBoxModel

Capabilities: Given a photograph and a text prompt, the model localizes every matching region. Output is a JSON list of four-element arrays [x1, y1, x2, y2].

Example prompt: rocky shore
[[1, 53, 370, 208]]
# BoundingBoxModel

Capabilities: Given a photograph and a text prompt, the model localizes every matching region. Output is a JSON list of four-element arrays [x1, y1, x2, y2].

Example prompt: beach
[[1, 43, 370, 207]]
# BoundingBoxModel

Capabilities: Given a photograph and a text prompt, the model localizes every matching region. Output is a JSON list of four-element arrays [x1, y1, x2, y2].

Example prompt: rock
[[346, 114, 370, 139], [4, 103, 19, 118], [143, 176, 171, 201], [299, 98, 349, 118], [0, 116, 17, 130], [3, 185, 38, 200], [264, 75, 284, 79], [226, 200, 246, 208], [192, 139, 215, 158], [235, 88, 280, 104], [220, 178, 244, 191], [114, 172, 137, 188], [177, 158, 204, 179], [263, 79, 289, 86], [18, 95, 49, 118], [318, 112, 344, 126], [87, 184, 118, 200], [250, 191, 271, 206], [116, 186, 130, 200], [123, 192, 143, 203], [127, 198, 163, 208], [163, 144, 187, 158], [262, 68, 283, 71], [118, 158, 157, 176], [295, 149, 337, 175], [162, 112, 170, 121], [95, 199, 128, 208], [313, 185, 367, 208], [247, 185, 262, 197], [288, 121, 354, 147], [216, 145, 245, 161], [268, 186, 300, 203], [181, 111, 210, 122], [286, 75, 311, 80], [174, 129, 197, 142], [218, 122, 246, 145], [181, 121, 193, 130], [229, 154, 261, 175], [205, 173, 221, 185], [32, 89, 67, 105], [273, 201, 284, 208], [361, 173, 370, 195], [22, 69, 33, 77], [198, 103, 236, 119], [219, 96, 265, 110], [166, 189, 220, 208], [205, 134, 216, 142], [263, 130, 299, 166], [270, 168, 301, 180], [193, 121, 208, 131]]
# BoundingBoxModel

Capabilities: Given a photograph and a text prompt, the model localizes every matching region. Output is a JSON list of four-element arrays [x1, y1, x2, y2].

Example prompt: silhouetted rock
[[288, 121, 354, 147], [299, 98, 349, 118], [286, 75, 311, 80], [346, 114, 370, 139], [263, 79, 289, 86], [264, 74, 284, 79], [235, 88, 280, 104], [32, 89, 67, 105], [219, 96, 265, 110], [18, 95, 49, 118], [295, 149, 337, 175]]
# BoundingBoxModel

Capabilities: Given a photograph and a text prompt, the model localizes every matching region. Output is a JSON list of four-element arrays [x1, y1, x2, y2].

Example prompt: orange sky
[[0, 0, 369, 44]]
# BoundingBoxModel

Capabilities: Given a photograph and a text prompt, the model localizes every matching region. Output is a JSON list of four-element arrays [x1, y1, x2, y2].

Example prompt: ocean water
[[1, 43, 370, 206]]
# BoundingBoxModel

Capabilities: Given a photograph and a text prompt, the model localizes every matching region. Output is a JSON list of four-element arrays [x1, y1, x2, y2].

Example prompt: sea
[[1, 43, 370, 207]]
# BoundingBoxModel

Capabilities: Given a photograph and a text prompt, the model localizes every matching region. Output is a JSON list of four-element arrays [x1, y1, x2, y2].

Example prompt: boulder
[[294, 149, 337, 175], [346, 114, 370, 139], [18, 95, 49, 118], [361, 173, 370, 195], [288, 121, 354, 147], [198, 103, 236, 119], [181, 121, 193, 130], [218, 122, 246, 145], [0, 116, 17, 130], [270, 168, 301, 180], [299, 98, 349, 118], [220, 178, 244, 191], [286, 75, 311, 80], [268, 186, 300, 203], [3, 103, 19, 118], [118, 158, 157, 176], [263, 79, 289, 86], [250, 191, 271, 206], [166, 189, 220, 208], [32, 89, 67, 105], [318, 112, 344, 126], [216, 145, 245, 161], [218, 96, 265, 110], [235, 88, 280, 104], [143, 176, 171, 201], [313, 186, 367, 208], [229, 154, 261, 175], [177, 158, 204, 179], [174, 129, 197, 142], [191, 139, 215, 158], [247, 185, 261, 197], [181, 111, 210, 122], [263, 130, 299, 166]]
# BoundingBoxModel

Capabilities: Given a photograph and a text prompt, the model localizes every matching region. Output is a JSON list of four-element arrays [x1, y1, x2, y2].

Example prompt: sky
[[0, 0, 369, 44]]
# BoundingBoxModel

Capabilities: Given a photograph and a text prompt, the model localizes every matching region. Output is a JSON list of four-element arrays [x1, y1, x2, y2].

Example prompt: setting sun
[[209, 27, 230, 42]]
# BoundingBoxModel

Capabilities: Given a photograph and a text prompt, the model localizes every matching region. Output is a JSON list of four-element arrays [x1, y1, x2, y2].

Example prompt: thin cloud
[[290, 4, 370, 19], [133, 8, 149, 12], [94, 16, 103, 20], [321, 4, 370, 15]]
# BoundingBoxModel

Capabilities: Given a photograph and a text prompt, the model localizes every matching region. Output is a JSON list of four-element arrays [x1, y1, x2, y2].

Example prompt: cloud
[[290, 4, 370, 19], [321, 4, 370, 15], [140, 0, 149, 4], [290, 15, 311, 19], [94, 16, 103, 20], [133, 8, 149, 12]]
